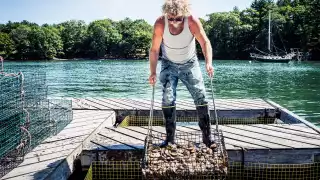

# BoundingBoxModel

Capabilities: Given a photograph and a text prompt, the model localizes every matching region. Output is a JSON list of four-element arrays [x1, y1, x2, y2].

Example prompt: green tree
[[86, 19, 122, 58], [116, 18, 152, 58], [9, 25, 32, 60], [0, 32, 15, 58], [58, 20, 87, 58], [28, 26, 63, 59]]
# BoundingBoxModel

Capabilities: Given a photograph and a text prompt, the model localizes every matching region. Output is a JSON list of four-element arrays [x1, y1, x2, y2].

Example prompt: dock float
[[2, 98, 320, 180]]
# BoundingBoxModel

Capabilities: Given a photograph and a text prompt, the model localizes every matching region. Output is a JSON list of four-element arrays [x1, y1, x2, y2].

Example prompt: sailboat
[[250, 11, 295, 63]]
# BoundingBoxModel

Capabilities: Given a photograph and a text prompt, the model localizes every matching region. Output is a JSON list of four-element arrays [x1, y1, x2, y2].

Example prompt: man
[[148, 0, 214, 147]]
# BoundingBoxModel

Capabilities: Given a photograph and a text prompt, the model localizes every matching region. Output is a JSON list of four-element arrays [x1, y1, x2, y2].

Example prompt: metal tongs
[[144, 84, 155, 166]]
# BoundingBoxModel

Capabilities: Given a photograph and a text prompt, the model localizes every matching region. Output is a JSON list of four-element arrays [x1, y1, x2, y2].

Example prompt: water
[[3, 60, 320, 124]]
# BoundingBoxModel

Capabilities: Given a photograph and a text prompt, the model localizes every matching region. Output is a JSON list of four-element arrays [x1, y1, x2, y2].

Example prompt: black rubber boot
[[159, 106, 176, 148], [196, 105, 214, 147]]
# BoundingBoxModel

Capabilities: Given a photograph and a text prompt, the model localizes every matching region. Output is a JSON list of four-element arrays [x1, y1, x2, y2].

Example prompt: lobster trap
[[0, 63, 73, 178], [0, 73, 25, 178], [142, 130, 228, 180]]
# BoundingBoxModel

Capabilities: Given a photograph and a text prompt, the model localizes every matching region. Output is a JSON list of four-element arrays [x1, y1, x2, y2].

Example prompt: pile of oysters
[[142, 142, 227, 179]]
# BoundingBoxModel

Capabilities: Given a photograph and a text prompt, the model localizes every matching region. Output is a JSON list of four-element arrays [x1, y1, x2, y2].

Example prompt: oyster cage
[[142, 129, 228, 180]]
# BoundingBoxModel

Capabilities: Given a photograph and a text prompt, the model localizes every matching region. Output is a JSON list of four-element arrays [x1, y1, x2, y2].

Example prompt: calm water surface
[[4, 60, 320, 124]]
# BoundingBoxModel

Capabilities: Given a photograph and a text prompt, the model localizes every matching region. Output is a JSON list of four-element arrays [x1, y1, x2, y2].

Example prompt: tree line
[[0, 0, 319, 60]]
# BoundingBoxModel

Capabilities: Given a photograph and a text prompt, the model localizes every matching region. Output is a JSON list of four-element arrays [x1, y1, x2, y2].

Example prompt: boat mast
[[268, 10, 271, 53]]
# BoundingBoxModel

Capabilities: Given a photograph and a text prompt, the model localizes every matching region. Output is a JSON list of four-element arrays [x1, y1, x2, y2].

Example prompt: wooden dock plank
[[19, 149, 72, 167], [179, 99, 234, 110], [113, 98, 151, 110], [268, 124, 320, 135], [218, 126, 292, 149], [176, 126, 259, 149], [180, 126, 271, 149], [72, 98, 276, 111], [25, 144, 79, 159], [224, 99, 273, 109], [102, 124, 320, 150], [84, 98, 120, 109], [64, 119, 109, 129], [128, 126, 248, 150], [175, 99, 274, 110], [91, 98, 136, 110], [73, 98, 105, 109], [71, 99, 85, 109], [225, 125, 320, 148], [218, 126, 295, 149], [72, 110, 108, 117], [129, 98, 174, 110], [31, 136, 87, 152], [106, 127, 147, 143], [130, 99, 162, 110], [72, 98, 99, 109], [137, 98, 199, 111], [97, 127, 144, 150], [250, 124, 320, 140], [87, 133, 136, 150], [212, 100, 266, 110], [102, 98, 141, 109], [1, 158, 63, 180]]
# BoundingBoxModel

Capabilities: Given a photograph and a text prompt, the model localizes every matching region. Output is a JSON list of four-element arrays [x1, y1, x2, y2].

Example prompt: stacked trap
[[0, 72, 25, 178], [0, 64, 73, 178]]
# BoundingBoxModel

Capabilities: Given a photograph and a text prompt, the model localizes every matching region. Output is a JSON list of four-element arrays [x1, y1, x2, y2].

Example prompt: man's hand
[[149, 73, 157, 85], [206, 63, 214, 78]]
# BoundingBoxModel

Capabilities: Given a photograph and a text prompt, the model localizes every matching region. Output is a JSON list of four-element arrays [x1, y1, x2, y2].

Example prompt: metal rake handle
[[145, 84, 155, 163], [147, 85, 155, 137], [210, 76, 219, 131]]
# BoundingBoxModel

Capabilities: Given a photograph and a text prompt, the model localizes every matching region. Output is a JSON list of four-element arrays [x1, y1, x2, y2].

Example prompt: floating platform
[[2, 98, 320, 180]]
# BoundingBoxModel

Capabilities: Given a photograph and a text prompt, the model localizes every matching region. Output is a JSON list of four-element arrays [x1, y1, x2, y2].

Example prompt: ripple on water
[[4, 60, 320, 124]]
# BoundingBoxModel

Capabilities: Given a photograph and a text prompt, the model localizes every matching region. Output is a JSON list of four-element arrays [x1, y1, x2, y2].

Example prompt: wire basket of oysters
[[141, 130, 228, 180]]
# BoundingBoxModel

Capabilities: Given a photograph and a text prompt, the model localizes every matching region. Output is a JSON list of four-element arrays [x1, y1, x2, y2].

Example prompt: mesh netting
[[25, 99, 73, 148], [116, 115, 277, 127], [0, 75, 23, 158], [0, 66, 73, 178], [84, 160, 320, 180], [227, 161, 320, 180], [0, 74, 25, 177]]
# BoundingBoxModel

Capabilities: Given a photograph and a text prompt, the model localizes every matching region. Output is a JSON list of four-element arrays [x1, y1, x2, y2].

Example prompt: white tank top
[[160, 15, 197, 64]]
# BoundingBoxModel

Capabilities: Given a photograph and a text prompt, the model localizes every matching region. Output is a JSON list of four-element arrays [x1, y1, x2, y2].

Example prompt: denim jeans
[[159, 57, 208, 107]]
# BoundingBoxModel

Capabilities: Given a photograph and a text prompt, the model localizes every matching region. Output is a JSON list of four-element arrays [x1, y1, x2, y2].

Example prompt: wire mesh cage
[[142, 129, 228, 180], [0, 67, 73, 178], [227, 161, 320, 180], [84, 160, 320, 180], [117, 115, 277, 127], [23, 71, 48, 108], [85, 161, 143, 180], [48, 99, 73, 134], [0, 74, 25, 178]]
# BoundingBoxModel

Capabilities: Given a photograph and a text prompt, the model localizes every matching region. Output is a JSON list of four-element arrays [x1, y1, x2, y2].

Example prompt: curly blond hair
[[162, 0, 191, 16]]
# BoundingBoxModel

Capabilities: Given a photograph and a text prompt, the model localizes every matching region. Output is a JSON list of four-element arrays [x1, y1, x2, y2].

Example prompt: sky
[[0, 0, 253, 25]]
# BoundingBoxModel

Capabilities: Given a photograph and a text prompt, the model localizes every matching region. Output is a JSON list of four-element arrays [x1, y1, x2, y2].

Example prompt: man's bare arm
[[189, 15, 213, 66], [149, 17, 164, 76]]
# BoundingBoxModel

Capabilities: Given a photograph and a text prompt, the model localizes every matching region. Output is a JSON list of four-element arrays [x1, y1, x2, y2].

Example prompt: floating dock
[[2, 98, 320, 180]]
